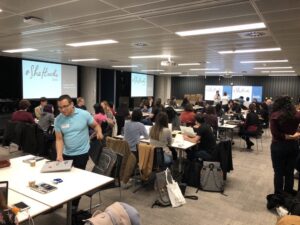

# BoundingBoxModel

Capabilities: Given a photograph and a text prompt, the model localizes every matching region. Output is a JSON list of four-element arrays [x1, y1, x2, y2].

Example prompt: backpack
[[200, 161, 225, 193], [152, 169, 172, 207], [182, 160, 203, 188], [92, 147, 117, 176], [283, 193, 300, 216]]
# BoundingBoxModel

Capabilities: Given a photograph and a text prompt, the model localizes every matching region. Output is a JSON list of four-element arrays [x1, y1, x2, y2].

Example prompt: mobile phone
[[13, 201, 30, 211]]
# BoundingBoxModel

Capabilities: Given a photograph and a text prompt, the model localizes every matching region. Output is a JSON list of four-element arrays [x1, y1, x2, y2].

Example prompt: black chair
[[85, 151, 123, 212]]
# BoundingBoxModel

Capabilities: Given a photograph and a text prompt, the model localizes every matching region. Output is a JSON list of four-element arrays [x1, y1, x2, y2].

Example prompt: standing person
[[214, 90, 221, 105], [54, 94, 103, 212], [270, 96, 300, 195], [243, 97, 251, 109], [75, 97, 87, 110], [34, 97, 47, 119], [11, 99, 34, 123], [221, 92, 229, 112], [149, 112, 173, 164]]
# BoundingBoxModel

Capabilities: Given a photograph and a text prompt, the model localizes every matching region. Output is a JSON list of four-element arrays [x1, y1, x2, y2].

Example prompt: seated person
[[149, 112, 173, 164], [34, 97, 47, 119], [141, 99, 152, 113], [183, 114, 216, 161], [11, 99, 34, 123], [165, 106, 180, 131], [203, 105, 218, 136], [180, 103, 196, 125], [227, 100, 241, 114], [38, 104, 54, 131], [181, 97, 190, 108], [151, 98, 165, 122], [75, 97, 87, 110], [238, 103, 260, 150], [124, 109, 149, 153]]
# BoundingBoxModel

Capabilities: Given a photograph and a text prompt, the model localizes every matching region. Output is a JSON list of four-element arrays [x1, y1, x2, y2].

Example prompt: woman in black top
[[239, 103, 260, 149]]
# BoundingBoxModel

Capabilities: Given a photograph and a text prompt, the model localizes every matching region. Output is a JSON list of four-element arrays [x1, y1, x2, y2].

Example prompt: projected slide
[[22, 60, 77, 99], [205, 85, 232, 101], [232, 86, 263, 102], [131, 73, 154, 97]]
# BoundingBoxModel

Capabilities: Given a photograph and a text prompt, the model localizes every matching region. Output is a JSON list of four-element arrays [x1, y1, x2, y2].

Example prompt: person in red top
[[270, 96, 300, 195], [180, 103, 196, 126], [11, 99, 34, 123]]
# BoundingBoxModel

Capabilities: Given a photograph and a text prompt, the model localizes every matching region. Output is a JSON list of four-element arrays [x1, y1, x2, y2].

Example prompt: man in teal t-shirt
[[54, 94, 103, 212]]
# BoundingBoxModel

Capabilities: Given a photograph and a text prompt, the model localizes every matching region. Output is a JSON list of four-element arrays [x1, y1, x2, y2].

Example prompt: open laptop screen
[[0, 181, 8, 206]]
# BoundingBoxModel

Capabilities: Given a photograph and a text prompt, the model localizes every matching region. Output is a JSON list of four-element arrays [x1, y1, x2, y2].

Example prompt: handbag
[[0, 160, 10, 168], [165, 169, 186, 208]]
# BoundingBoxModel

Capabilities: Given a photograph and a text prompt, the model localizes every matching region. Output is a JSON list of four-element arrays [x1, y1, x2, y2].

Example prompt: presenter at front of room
[[54, 95, 103, 162]]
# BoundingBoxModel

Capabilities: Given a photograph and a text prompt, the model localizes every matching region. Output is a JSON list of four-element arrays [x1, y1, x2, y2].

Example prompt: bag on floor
[[200, 161, 224, 193], [283, 193, 300, 216], [72, 210, 92, 225], [152, 169, 172, 207], [165, 170, 186, 208], [182, 160, 202, 188]]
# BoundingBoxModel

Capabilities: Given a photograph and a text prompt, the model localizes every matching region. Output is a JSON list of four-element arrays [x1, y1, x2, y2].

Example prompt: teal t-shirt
[[54, 108, 94, 156]]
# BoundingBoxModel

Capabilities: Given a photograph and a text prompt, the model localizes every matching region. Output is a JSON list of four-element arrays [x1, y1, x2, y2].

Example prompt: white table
[[219, 123, 238, 140], [8, 189, 50, 223], [2, 155, 114, 225]]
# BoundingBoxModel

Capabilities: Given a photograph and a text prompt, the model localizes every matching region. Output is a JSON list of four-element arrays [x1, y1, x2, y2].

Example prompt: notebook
[[40, 160, 73, 173], [180, 126, 196, 137], [0, 181, 8, 206]]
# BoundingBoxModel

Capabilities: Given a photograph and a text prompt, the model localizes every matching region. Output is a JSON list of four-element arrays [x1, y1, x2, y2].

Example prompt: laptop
[[40, 160, 73, 173], [0, 181, 8, 206], [180, 126, 196, 137]]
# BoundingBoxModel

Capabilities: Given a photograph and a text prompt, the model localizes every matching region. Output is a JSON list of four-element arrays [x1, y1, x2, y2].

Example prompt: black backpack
[[182, 160, 202, 188]]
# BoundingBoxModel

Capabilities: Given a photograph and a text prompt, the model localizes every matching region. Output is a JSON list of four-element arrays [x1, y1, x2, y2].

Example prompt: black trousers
[[271, 141, 299, 194], [63, 153, 89, 209]]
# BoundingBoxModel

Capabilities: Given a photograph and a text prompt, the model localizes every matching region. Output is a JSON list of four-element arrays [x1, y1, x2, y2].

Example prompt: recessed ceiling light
[[2, 48, 38, 53], [178, 63, 201, 66], [0, 9, 3, 13], [141, 69, 164, 72], [66, 39, 118, 47], [190, 68, 219, 71], [129, 55, 171, 59], [160, 72, 182, 75], [261, 70, 295, 73], [240, 59, 288, 63], [219, 47, 281, 54], [176, 22, 266, 36], [112, 65, 138, 68], [70, 58, 99, 62], [254, 66, 292, 70]]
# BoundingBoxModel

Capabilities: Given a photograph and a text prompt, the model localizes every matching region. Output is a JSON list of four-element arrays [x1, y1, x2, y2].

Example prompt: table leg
[[178, 148, 183, 173], [66, 200, 72, 225]]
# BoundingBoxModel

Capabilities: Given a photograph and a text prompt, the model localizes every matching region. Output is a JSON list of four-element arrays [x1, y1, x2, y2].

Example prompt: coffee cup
[[28, 180, 36, 187], [29, 159, 36, 167]]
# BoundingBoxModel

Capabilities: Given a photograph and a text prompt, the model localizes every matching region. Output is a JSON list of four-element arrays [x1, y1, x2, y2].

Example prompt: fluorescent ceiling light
[[178, 63, 201, 66], [205, 71, 235, 74], [219, 48, 281, 54], [141, 69, 164, 72], [254, 66, 292, 70], [66, 39, 118, 47], [2, 48, 37, 53], [22, 26, 65, 35], [179, 75, 200, 77], [261, 70, 295, 73], [129, 55, 171, 59], [190, 68, 219, 71], [176, 22, 266, 36], [112, 65, 138, 68], [0, 9, 2, 13], [160, 72, 182, 75], [269, 74, 297, 77], [240, 59, 288, 63], [70, 58, 99, 62]]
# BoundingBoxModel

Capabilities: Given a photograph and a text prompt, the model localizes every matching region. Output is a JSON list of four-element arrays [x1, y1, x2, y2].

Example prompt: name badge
[[61, 123, 70, 129]]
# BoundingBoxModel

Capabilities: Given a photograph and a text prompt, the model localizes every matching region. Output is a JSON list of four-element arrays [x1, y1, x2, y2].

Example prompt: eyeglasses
[[58, 104, 71, 110]]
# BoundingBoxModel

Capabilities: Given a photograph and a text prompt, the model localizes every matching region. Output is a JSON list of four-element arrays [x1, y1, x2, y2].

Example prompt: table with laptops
[[0, 155, 113, 225]]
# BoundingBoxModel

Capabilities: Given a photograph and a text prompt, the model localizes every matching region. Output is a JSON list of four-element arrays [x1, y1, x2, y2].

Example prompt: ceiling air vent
[[238, 30, 269, 39]]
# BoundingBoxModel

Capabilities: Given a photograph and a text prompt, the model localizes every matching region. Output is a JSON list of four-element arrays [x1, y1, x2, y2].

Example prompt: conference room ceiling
[[0, 0, 299, 77]]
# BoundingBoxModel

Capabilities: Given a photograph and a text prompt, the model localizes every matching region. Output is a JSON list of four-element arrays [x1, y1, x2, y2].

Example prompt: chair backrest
[[111, 153, 123, 186], [92, 147, 117, 176]]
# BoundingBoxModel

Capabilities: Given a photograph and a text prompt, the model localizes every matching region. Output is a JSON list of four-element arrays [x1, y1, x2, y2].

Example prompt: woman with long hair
[[270, 96, 300, 195], [149, 112, 173, 164]]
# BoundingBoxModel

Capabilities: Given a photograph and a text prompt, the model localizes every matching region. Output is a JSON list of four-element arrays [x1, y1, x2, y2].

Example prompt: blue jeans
[[164, 153, 173, 165]]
